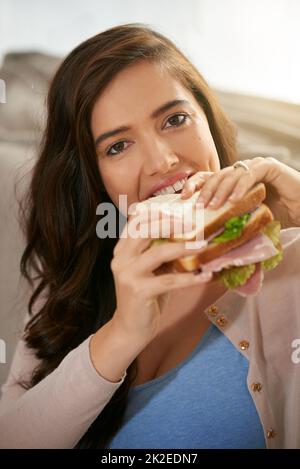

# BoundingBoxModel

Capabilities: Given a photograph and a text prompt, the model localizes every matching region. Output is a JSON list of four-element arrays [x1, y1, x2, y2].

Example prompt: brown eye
[[164, 113, 188, 129], [106, 140, 129, 156]]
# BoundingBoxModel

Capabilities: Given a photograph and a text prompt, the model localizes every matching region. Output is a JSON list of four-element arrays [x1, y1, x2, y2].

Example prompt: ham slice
[[201, 233, 278, 273], [233, 263, 264, 297]]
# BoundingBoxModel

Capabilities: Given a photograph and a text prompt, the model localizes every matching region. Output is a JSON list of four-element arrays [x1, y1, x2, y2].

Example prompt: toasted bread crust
[[203, 182, 266, 238], [173, 203, 273, 272]]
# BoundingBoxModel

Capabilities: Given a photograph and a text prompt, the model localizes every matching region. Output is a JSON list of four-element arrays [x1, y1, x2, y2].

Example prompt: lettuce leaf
[[212, 213, 251, 244], [262, 220, 281, 246], [218, 263, 256, 289], [261, 250, 283, 271], [218, 219, 283, 289], [261, 220, 283, 271]]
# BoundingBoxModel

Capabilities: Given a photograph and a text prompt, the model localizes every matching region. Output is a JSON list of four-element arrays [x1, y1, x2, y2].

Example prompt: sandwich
[[133, 182, 283, 297]]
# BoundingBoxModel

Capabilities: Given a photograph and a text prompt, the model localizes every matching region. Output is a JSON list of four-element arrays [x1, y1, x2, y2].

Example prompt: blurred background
[[0, 0, 300, 387]]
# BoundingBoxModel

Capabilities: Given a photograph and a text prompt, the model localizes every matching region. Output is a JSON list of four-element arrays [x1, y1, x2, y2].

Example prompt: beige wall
[[217, 90, 300, 170]]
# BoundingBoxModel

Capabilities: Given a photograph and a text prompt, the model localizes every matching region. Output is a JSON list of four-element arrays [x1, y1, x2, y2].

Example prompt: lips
[[144, 171, 195, 200]]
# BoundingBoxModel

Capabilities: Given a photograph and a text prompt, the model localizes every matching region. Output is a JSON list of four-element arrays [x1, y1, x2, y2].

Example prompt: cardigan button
[[251, 382, 263, 392], [266, 428, 276, 439], [207, 305, 218, 316], [239, 340, 250, 351], [216, 315, 228, 328]]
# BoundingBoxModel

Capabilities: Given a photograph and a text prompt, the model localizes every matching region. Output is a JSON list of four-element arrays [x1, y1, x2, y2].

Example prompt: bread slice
[[171, 182, 267, 240], [173, 203, 273, 272], [137, 183, 267, 241]]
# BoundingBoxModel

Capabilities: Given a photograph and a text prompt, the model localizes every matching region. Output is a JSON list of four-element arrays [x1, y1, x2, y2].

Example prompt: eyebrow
[[94, 98, 191, 148]]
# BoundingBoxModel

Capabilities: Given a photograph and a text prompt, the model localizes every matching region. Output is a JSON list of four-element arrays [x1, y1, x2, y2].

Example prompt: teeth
[[173, 180, 185, 191], [153, 178, 186, 197], [164, 186, 177, 194]]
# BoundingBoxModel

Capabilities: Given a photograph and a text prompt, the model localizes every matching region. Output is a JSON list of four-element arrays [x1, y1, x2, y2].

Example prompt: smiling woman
[[0, 22, 300, 451]]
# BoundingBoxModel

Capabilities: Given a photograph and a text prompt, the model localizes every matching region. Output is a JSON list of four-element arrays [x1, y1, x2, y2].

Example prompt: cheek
[[208, 144, 221, 171], [190, 115, 221, 172], [97, 161, 137, 208], [97, 161, 117, 200], [190, 130, 220, 171]]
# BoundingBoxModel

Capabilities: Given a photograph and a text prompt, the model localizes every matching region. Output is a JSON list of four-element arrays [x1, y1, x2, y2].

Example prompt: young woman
[[0, 23, 300, 449]]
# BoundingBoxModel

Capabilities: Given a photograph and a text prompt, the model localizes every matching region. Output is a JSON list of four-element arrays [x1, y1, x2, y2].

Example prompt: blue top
[[106, 324, 266, 449]]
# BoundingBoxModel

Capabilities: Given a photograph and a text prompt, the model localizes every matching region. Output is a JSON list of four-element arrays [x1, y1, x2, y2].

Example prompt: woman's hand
[[181, 157, 300, 226], [110, 214, 210, 346]]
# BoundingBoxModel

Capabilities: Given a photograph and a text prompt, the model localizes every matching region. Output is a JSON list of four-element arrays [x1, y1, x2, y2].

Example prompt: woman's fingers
[[180, 159, 277, 210], [195, 166, 237, 207], [137, 240, 206, 274], [144, 269, 213, 297], [203, 165, 256, 208], [114, 214, 147, 256], [180, 171, 214, 199], [114, 212, 185, 258], [223, 158, 269, 203]]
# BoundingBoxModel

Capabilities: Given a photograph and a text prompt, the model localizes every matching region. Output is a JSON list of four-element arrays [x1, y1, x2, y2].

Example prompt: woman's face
[[91, 60, 220, 210]]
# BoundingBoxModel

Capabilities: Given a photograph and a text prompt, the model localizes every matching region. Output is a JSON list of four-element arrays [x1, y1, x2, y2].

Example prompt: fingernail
[[181, 189, 187, 197], [193, 272, 211, 282], [208, 196, 218, 206], [228, 192, 237, 201]]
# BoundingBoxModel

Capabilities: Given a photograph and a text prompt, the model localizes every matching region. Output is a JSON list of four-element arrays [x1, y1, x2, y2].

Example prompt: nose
[[141, 135, 180, 175]]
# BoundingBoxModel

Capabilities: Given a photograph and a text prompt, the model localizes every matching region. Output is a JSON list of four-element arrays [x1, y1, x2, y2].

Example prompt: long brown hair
[[19, 23, 239, 448]]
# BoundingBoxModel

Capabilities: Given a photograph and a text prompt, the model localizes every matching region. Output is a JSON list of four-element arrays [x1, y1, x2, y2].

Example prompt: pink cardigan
[[0, 228, 300, 449]]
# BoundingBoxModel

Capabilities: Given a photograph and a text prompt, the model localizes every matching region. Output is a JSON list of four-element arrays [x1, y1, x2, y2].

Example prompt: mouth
[[147, 172, 195, 199], [152, 177, 187, 197]]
